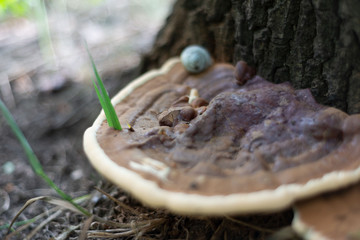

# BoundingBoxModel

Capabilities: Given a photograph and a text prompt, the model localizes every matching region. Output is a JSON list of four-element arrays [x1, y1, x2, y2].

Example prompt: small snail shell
[[180, 45, 212, 73]]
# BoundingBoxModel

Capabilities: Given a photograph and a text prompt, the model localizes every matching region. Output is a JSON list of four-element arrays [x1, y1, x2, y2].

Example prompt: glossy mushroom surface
[[83, 58, 360, 215]]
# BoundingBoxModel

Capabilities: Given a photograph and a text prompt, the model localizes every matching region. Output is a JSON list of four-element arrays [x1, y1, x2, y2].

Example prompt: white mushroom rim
[[83, 58, 360, 216], [292, 211, 328, 240]]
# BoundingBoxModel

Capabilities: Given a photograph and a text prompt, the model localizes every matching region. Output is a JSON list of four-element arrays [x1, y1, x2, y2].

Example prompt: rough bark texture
[[141, 0, 360, 114]]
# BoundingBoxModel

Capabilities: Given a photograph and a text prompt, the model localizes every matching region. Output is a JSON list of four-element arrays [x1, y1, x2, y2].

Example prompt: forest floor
[[0, 1, 298, 239]]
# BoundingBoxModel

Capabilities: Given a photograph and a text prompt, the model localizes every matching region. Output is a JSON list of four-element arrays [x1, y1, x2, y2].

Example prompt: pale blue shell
[[180, 45, 212, 73]]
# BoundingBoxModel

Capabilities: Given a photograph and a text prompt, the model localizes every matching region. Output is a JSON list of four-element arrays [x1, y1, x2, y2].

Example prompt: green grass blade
[[92, 78, 114, 127], [90, 57, 122, 130], [0, 99, 43, 175], [0, 218, 36, 231], [85, 43, 122, 130], [0, 99, 90, 216]]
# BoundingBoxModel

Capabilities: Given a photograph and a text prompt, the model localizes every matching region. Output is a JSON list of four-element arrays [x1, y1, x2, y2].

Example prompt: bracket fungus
[[292, 182, 360, 240], [83, 53, 360, 216]]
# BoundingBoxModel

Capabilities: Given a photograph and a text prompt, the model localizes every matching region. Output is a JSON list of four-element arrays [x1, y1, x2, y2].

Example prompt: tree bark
[[141, 0, 360, 114]]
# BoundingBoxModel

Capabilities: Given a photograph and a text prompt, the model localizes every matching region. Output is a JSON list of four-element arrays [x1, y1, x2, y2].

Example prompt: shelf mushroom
[[292, 182, 360, 240], [83, 53, 360, 216]]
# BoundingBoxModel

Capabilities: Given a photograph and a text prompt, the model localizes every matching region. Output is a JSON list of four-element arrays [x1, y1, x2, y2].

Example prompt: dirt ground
[[0, 1, 299, 239]]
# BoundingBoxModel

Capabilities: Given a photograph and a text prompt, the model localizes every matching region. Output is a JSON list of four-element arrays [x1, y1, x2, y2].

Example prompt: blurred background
[[0, 1, 175, 237], [0, 0, 175, 107]]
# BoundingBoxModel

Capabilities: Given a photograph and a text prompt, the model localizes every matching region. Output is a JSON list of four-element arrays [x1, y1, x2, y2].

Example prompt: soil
[[0, 1, 300, 239]]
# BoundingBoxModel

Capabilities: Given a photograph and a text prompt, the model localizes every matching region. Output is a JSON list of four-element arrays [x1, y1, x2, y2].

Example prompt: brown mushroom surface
[[292, 182, 360, 240], [83, 58, 360, 215]]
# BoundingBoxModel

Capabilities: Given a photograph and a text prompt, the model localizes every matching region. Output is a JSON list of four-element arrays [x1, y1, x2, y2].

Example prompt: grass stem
[[0, 99, 90, 216]]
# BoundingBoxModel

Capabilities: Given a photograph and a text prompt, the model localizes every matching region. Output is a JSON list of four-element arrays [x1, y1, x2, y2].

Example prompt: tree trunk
[[141, 0, 360, 114]]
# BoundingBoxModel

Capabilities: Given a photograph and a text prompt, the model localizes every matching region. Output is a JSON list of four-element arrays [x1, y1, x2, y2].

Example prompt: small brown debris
[[172, 95, 190, 107], [180, 107, 197, 122], [158, 109, 179, 127], [191, 97, 208, 108], [234, 60, 256, 85]]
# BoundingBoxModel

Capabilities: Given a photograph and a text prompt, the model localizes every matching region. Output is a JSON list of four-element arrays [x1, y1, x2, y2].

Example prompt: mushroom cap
[[83, 58, 360, 216], [292, 182, 360, 240]]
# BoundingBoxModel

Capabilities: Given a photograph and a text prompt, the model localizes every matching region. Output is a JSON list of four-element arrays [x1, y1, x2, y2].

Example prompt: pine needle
[[94, 186, 140, 215], [225, 216, 276, 233], [26, 209, 63, 240], [5, 195, 91, 237]]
